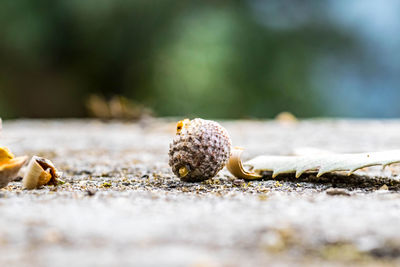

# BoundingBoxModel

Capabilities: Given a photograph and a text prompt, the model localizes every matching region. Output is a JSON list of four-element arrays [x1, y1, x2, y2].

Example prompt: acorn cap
[[169, 118, 232, 182], [23, 156, 60, 189]]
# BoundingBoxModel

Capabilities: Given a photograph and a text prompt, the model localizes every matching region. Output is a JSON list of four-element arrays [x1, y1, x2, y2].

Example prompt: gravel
[[1, 118, 400, 266]]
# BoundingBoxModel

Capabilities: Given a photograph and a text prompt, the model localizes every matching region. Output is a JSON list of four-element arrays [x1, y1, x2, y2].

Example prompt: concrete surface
[[1, 118, 400, 266]]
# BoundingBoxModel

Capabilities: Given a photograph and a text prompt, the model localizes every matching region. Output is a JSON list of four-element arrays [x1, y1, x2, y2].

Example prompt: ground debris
[[1, 119, 400, 266]]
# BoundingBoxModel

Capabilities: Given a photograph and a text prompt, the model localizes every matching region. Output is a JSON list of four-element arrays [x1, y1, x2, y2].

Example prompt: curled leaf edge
[[227, 147, 262, 180]]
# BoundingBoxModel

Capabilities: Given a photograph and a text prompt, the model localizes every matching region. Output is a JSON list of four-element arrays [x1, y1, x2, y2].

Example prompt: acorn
[[168, 118, 232, 182]]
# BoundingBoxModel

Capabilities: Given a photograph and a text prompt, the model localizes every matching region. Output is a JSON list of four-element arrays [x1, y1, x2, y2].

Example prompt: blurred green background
[[0, 0, 399, 119]]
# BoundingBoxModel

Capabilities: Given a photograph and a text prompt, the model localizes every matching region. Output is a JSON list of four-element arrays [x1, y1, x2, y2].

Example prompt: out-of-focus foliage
[[0, 0, 399, 118]]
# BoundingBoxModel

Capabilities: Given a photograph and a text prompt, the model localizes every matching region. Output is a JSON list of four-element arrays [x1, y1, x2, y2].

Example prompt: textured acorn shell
[[169, 118, 232, 182]]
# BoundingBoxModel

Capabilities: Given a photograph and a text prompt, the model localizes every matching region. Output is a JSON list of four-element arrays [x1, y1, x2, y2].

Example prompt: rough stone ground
[[1, 118, 400, 267]]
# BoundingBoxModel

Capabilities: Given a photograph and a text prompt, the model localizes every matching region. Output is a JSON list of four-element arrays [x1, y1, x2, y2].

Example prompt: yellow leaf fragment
[[0, 147, 15, 162], [0, 147, 27, 188]]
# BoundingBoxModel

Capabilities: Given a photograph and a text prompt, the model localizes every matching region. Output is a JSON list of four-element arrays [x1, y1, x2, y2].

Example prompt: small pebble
[[86, 189, 96, 196], [379, 184, 389, 191], [13, 176, 23, 182], [326, 188, 351, 196], [233, 179, 244, 186]]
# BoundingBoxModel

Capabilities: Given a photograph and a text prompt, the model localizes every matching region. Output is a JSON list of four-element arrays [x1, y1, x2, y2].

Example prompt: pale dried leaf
[[227, 148, 400, 180]]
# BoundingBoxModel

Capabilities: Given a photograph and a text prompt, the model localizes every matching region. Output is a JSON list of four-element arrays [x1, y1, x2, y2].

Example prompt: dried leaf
[[227, 147, 400, 180], [86, 94, 153, 120], [0, 147, 28, 188]]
